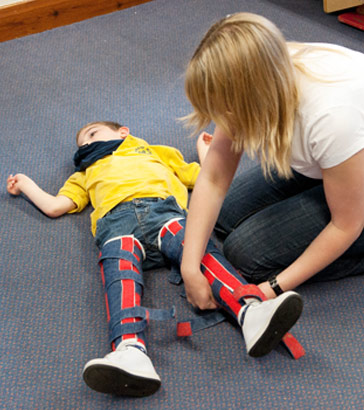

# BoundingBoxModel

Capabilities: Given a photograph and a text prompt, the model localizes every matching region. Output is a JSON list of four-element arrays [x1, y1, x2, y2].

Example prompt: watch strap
[[268, 275, 284, 296]]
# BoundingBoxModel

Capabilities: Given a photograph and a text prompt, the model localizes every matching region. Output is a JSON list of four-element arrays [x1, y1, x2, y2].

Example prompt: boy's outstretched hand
[[6, 173, 76, 217], [7, 174, 23, 195]]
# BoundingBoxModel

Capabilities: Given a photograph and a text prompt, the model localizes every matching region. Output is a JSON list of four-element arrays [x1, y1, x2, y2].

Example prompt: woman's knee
[[222, 229, 276, 283]]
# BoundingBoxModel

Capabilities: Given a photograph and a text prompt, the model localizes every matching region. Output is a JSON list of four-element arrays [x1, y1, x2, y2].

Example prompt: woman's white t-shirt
[[290, 43, 364, 179]]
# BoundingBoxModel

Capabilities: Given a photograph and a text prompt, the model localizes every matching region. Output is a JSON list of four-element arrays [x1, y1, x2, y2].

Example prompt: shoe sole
[[83, 363, 161, 397], [248, 293, 303, 358]]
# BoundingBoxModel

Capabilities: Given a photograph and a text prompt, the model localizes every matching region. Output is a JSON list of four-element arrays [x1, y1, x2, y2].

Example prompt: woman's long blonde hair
[[183, 13, 300, 178]]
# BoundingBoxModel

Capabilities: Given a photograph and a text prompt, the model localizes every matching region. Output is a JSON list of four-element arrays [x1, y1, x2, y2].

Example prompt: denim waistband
[[107, 197, 164, 215]]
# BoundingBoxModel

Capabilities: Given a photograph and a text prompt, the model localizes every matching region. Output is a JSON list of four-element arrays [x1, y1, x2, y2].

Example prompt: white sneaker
[[82, 342, 161, 397], [241, 291, 303, 357]]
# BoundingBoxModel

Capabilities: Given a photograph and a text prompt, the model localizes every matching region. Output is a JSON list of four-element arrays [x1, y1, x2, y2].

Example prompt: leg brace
[[158, 218, 305, 359], [159, 218, 254, 320], [99, 235, 174, 351]]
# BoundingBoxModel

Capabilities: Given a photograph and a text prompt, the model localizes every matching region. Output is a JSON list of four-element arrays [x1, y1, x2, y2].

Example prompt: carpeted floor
[[0, 1, 363, 409]]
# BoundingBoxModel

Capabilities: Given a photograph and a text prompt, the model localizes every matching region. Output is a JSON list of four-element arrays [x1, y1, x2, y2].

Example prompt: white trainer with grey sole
[[241, 291, 303, 357], [82, 342, 161, 397]]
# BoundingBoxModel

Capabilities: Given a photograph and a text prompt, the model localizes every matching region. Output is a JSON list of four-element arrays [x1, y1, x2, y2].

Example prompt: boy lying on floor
[[7, 121, 303, 397]]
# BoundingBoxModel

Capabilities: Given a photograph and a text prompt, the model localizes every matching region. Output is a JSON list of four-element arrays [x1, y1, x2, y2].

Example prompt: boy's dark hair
[[76, 121, 123, 144]]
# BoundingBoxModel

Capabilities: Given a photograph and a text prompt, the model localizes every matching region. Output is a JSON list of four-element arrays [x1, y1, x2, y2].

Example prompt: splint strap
[[177, 310, 226, 337], [109, 306, 176, 343]]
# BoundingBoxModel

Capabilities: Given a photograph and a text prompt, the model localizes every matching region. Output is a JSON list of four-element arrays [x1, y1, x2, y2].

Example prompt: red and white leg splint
[[159, 218, 305, 359], [99, 236, 146, 351], [99, 235, 175, 352]]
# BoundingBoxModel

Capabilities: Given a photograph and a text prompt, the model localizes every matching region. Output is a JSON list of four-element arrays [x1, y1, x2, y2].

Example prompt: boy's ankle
[[116, 338, 147, 354]]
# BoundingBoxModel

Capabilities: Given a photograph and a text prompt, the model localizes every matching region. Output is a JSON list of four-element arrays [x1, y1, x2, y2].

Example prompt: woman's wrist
[[258, 281, 277, 299], [268, 274, 284, 296], [181, 264, 199, 278]]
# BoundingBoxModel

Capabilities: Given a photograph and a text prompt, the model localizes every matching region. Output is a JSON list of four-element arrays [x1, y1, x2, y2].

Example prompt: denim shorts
[[95, 196, 187, 271]]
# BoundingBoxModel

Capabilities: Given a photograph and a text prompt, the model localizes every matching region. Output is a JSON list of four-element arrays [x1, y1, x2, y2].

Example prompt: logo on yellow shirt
[[135, 146, 152, 155]]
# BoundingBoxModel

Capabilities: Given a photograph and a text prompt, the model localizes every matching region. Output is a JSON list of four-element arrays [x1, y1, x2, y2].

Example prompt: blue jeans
[[95, 196, 187, 270], [216, 165, 364, 283], [95, 196, 255, 347], [95, 196, 187, 347]]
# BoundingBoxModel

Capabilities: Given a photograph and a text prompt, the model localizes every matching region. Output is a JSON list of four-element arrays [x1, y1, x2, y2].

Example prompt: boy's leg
[[200, 242, 303, 357], [100, 235, 146, 351], [159, 218, 303, 357], [82, 236, 161, 397]]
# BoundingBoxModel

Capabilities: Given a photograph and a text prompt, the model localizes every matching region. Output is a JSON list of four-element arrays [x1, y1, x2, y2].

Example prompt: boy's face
[[77, 124, 129, 147]]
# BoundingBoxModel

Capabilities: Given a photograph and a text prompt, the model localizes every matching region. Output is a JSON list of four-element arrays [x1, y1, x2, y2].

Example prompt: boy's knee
[[99, 235, 146, 283], [158, 217, 185, 263]]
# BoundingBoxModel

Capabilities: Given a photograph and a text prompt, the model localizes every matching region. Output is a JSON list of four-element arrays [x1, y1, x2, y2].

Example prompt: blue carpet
[[0, 1, 363, 409]]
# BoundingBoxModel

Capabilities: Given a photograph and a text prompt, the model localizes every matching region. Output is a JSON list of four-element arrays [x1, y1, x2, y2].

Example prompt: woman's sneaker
[[82, 341, 161, 397], [241, 291, 303, 357]]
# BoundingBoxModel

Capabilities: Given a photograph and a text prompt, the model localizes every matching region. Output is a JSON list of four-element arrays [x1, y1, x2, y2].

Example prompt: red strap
[[233, 284, 266, 301], [177, 322, 193, 337], [282, 333, 306, 359]]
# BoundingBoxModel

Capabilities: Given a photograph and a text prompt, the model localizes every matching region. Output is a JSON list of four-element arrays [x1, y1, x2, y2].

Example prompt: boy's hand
[[7, 174, 23, 195], [201, 131, 213, 144], [196, 132, 213, 165], [7, 173, 76, 217]]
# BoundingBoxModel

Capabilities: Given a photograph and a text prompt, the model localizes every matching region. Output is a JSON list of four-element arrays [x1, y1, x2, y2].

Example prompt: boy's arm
[[7, 173, 76, 217], [151, 144, 200, 189]]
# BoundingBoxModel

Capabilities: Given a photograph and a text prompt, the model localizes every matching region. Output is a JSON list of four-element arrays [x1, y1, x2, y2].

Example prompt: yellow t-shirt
[[58, 135, 200, 236]]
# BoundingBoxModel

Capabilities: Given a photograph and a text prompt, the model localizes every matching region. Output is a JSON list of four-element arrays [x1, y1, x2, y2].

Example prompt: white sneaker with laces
[[82, 341, 161, 397], [240, 291, 303, 357]]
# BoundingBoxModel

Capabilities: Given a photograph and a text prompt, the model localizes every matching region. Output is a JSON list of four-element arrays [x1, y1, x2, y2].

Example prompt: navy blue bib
[[73, 140, 123, 172]]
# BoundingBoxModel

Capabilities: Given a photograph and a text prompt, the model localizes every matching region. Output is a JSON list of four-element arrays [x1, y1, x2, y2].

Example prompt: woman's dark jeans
[[215, 165, 364, 284]]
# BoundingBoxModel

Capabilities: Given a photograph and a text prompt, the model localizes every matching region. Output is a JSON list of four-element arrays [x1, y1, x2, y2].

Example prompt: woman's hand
[[258, 281, 276, 299], [182, 268, 219, 310]]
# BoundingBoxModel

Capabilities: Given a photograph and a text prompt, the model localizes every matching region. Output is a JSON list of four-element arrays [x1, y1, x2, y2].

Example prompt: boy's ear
[[119, 126, 130, 138]]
